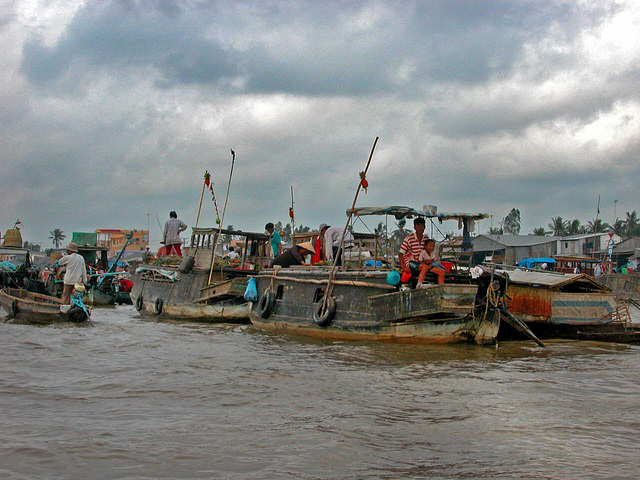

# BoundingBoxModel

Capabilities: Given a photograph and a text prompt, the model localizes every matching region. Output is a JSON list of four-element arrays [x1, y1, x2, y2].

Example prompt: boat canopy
[[347, 206, 488, 221], [519, 257, 556, 268]]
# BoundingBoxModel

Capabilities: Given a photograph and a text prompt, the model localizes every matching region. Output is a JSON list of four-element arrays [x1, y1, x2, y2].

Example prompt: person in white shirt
[[58, 242, 87, 304], [163, 211, 187, 256], [228, 247, 240, 260], [320, 224, 354, 267]]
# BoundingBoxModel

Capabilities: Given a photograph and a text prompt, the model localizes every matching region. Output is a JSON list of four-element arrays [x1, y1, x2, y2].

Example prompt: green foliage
[[548, 217, 568, 237], [532, 227, 546, 236], [586, 219, 610, 234], [503, 208, 521, 235], [488, 227, 503, 235], [567, 219, 582, 235], [49, 228, 66, 248]]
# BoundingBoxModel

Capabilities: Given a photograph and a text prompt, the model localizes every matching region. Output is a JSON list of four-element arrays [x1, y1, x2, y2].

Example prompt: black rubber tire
[[67, 305, 87, 323], [258, 290, 275, 319], [135, 295, 144, 311], [313, 295, 336, 327], [154, 297, 163, 315], [11, 299, 19, 317]]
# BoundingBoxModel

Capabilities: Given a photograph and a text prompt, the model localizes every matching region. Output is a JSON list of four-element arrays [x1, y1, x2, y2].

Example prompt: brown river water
[[1, 306, 639, 479]]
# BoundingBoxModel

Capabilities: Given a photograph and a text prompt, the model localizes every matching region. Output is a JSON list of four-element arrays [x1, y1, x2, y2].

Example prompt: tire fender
[[313, 295, 336, 327], [135, 295, 144, 311], [154, 297, 163, 315], [258, 290, 275, 319]]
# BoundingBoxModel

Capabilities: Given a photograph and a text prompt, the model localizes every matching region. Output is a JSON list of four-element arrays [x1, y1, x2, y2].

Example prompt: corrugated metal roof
[[495, 269, 605, 289], [475, 234, 561, 247]]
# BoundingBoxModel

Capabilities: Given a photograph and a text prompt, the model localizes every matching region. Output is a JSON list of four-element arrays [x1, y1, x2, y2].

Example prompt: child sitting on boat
[[416, 239, 445, 287]]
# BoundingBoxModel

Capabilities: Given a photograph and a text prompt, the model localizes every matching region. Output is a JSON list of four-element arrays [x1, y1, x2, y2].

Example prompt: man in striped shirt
[[398, 217, 427, 277]]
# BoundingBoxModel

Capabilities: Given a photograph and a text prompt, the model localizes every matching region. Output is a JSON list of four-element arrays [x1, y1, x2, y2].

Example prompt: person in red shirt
[[119, 278, 134, 292], [398, 217, 428, 281]]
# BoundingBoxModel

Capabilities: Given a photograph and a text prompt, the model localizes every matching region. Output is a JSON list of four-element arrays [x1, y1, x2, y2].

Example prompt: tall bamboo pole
[[207, 149, 236, 285], [321, 137, 379, 313]]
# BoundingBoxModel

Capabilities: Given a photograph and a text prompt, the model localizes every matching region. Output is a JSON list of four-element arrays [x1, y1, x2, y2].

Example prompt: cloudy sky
[[2, 0, 639, 248]]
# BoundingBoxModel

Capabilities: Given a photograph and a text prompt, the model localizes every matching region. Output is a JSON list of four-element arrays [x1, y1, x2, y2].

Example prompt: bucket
[[3, 228, 23, 247]]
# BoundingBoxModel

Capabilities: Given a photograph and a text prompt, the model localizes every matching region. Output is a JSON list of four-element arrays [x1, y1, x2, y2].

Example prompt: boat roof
[[347, 206, 488, 221], [496, 269, 606, 289], [0, 247, 30, 255], [553, 255, 601, 263], [192, 227, 269, 240]]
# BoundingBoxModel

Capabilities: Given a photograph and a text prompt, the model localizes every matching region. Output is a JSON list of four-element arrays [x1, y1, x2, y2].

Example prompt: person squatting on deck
[[58, 242, 87, 304], [416, 238, 445, 286], [265, 223, 282, 258], [271, 242, 316, 268], [321, 224, 354, 267], [162, 211, 187, 256], [398, 217, 427, 282]]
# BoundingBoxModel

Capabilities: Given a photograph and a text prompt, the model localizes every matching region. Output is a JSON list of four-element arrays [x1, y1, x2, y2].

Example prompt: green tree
[[294, 225, 311, 234], [503, 208, 521, 235], [532, 227, 546, 236], [624, 211, 639, 237], [374, 222, 387, 236], [548, 217, 568, 236], [49, 228, 66, 248], [222, 225, 234, 244], [283, 223, 292, 243], [586, 219, 610, 233], [391, 219, 408, 250], [488, 227, 503, 235], [567, 219, 582, 235], [611, 219, 626, 237]]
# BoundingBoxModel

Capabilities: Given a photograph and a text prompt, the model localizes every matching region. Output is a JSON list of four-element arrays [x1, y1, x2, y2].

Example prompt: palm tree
[[532, 227, 546, 236], [391, 219, 408, 250], [548, 217, 569, 237], [374, 222, 387, 237], [49, 229, 66, 248], [488, 227, 503, 235], [567, 219, 582, 235], [611, 219, 626, 237], [624, 211, 639, 237], [586, 219, 610, 233]]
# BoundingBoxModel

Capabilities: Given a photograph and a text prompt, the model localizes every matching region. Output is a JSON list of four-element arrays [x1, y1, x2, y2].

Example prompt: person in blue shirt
[[265, 223, 282, 258]]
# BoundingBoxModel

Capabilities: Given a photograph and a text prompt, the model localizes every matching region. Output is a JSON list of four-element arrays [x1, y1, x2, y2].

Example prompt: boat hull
[[249, 269, 500, 345], [0, 288, 88, 324], [131, 267, 250, 323]]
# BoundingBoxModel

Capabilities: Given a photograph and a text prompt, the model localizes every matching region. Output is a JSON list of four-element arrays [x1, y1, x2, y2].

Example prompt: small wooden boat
[[0, 288, 89, 324]]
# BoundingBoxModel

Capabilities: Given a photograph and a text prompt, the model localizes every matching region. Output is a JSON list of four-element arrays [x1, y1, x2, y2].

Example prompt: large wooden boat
[[130, 227, 269, 322], [249, 267, 504, 344], [0, 288, 89, 324], [493, 266, 640, 343], [248, 206, 513, 345]]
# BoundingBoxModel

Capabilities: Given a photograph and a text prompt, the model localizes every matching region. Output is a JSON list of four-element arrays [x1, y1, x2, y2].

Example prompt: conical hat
[[298, 241, 316, 255]]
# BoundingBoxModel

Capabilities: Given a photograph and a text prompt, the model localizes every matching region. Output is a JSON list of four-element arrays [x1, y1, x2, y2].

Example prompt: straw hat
[[298, 241, 316, 255], [66, 242, 79, 253]]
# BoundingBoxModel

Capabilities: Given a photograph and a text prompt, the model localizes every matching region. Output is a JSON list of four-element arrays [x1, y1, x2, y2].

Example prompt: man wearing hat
[[271, 242, 316, 268], [58, 242, 87, 304], [162, 211, 188, 256]]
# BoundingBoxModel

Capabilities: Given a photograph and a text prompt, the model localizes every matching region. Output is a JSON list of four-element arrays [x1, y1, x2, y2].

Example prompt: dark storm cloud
[[20, 0, 593, 96]]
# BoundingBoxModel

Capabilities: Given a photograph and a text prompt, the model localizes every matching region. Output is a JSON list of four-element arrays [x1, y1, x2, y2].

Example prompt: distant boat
[[0, 288, 89, 324]]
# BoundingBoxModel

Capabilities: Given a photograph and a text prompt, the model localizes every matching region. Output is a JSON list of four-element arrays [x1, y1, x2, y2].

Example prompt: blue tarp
[[519, 257, 557, 268]]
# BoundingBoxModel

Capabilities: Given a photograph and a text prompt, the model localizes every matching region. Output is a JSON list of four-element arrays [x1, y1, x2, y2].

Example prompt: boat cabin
[[553, 255, 600, 276], [187, 227, 270, 273]]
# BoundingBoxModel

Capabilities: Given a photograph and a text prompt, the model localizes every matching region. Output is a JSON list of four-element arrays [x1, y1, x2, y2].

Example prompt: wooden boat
[[247, 206, 523, 345], [130, 227, 269, 322], [492, 266, 640, 343], [249, 267, 504, 344], [0, 288, 89, 324]]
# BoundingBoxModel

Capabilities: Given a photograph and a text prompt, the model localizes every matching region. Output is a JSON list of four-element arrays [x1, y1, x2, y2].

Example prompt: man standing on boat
[[321, 224, 354, 267], [58, 242, 87, 304], [265, 223, 282, 259], [162, 211, 187, 256], [398, 217, 428, 280]]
